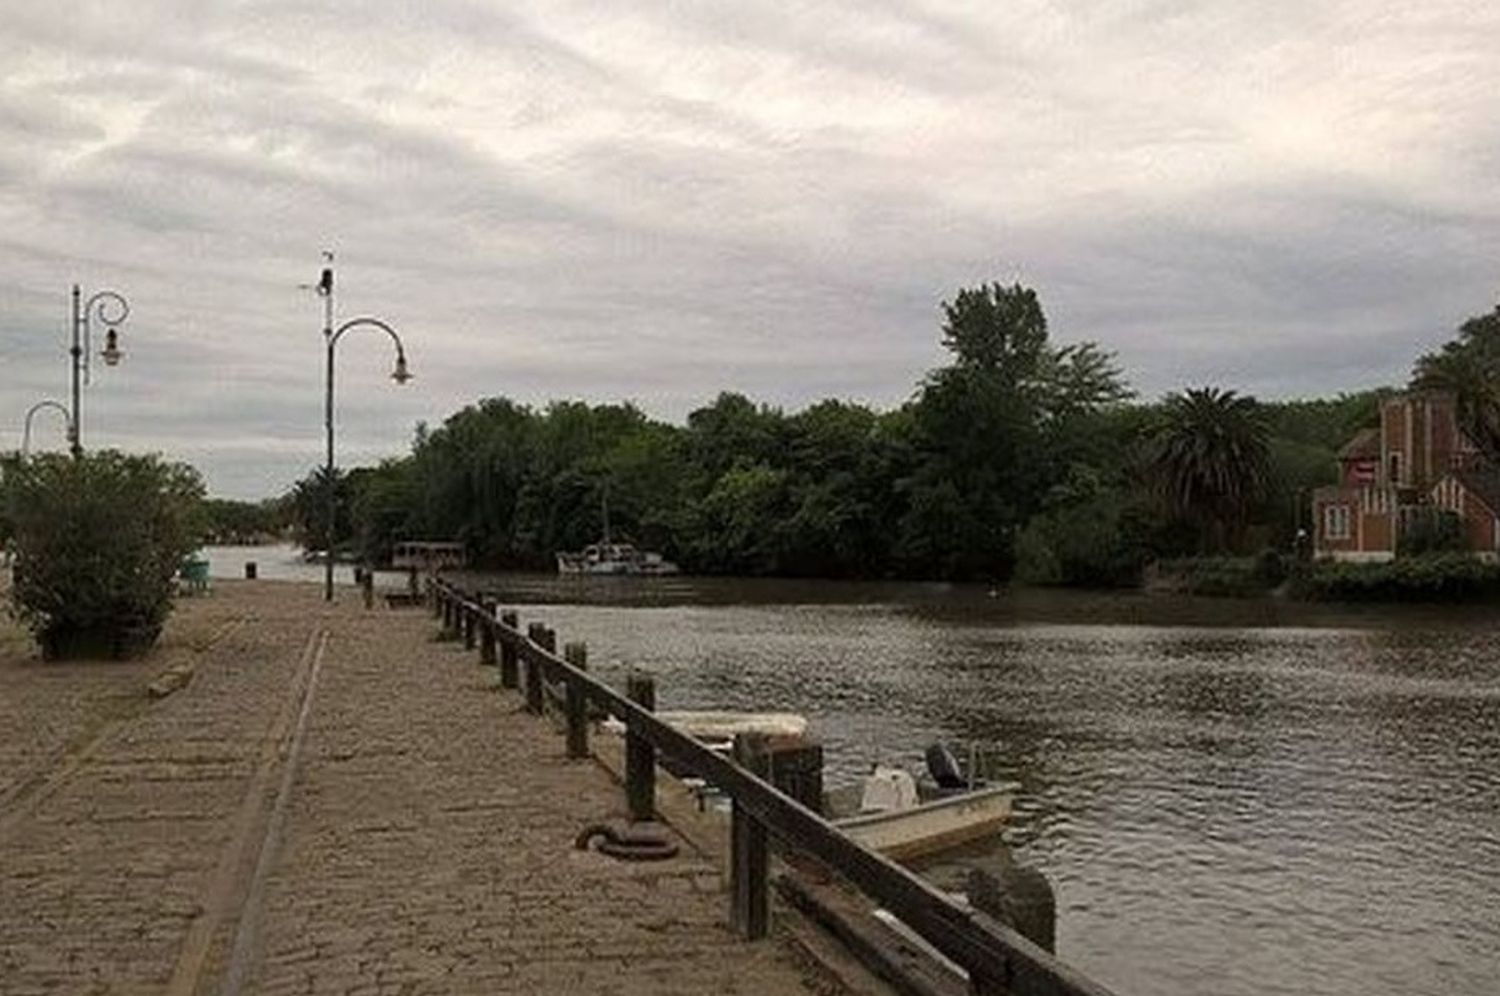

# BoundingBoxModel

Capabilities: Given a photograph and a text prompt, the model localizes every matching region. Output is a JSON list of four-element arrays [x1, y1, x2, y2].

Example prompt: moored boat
[[829, 745, 1017, 860], [555, 541, 680, 576], [833, 776, 1014, 860]]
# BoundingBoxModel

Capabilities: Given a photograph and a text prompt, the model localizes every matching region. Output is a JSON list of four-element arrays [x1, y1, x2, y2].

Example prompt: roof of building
[[1453, 466, 1500, 515], [1338, 427, 1381, 460]]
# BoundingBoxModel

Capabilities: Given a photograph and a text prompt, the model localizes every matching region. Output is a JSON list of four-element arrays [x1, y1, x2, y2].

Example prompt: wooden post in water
[[440, 595, 456, 638], [524, 623, 547, 714], [479, 599, 497, 666], [731, 733, 771, 940], [499, 610, 519, 688], [462, 604, 476, 650], [361, 568, 374, 610], [563, 642, 589, 759], [625, 673, 656, 822]]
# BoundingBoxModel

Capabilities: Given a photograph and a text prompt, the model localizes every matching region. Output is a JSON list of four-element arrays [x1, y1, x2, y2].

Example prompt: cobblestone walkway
[[0, 583, 835, 996]]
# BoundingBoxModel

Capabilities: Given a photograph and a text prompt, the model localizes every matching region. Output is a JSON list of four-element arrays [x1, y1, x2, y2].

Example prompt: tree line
[[270, 282, 1496, 586]]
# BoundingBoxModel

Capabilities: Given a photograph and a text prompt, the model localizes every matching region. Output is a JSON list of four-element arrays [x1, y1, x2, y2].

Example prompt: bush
[[7, 452, 205, 659], [1288, 553, 1500, 602], [1153, 555, 1279, 597], [1016, 495, 1153, 588], [1396, 508, 1466, 557]]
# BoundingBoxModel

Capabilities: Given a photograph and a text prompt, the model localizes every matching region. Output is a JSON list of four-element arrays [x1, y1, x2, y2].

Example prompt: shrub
[[7, 452, 205, 659], [1396, 508, 1466, 557], [1016, 495, 1153, 588], [1153, 555, 1277, 597], [1289, 553, 1500, 602]]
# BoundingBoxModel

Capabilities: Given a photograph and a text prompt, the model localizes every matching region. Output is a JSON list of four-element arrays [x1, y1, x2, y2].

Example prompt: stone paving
[[0, 581, 843, 996]]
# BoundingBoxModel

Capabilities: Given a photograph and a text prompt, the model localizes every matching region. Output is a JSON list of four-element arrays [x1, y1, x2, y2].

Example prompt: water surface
[[465, 571, 1500, 996]]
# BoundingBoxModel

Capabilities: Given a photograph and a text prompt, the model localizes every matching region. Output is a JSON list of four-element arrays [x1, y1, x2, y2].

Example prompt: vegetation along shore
[[198, 282, 1500, 601]]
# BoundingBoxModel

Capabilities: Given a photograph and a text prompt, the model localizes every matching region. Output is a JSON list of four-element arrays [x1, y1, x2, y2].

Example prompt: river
[[202, 546, 1500, 996]]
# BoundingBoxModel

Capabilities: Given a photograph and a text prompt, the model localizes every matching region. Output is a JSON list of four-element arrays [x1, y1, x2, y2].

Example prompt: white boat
[[556, 489, 680, 575], [832, 763, 1015, 861], [602, 710, 807, 750], [555, 541, 680, 576]]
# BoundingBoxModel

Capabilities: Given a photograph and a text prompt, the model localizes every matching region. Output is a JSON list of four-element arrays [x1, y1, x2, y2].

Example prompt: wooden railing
[[429, 577, 1119, 996]]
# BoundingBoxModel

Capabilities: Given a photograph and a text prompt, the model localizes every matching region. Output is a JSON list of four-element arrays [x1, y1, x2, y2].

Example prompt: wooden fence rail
[[429, 578, 1118, 996]]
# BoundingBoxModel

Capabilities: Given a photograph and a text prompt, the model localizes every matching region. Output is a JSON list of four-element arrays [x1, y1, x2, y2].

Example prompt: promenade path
[[0, 582, 845, 996]]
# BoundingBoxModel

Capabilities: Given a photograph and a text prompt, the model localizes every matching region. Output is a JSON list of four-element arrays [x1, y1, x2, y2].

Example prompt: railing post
[[625, 673, 656, 822], [524, 623, 547, 715], [440, 595, 456, 638], [731, 733, 770, 940], [479, 599, 497, 666], [499, 610, 519, 689], [428, 578, 439, 616], [563, 642, 589, 759], [462, 603, 476, 650]]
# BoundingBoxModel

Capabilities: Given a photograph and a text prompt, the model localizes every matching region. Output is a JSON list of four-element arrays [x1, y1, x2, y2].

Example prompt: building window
[[1324, 504, 1351, 540], [1388, 452, 1401, 486]]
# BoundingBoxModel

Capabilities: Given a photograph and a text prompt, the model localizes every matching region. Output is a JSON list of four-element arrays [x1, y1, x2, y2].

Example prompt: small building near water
[[391, 541, 466, 572], [1313, 391, 1500, 561]]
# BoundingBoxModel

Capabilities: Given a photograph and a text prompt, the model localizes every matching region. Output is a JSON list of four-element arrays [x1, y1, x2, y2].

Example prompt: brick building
[[1313, 391, 1500, 561]]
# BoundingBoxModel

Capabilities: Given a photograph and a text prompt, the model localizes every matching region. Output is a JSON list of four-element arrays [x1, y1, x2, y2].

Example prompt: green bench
[[179, 558, 210, 595]]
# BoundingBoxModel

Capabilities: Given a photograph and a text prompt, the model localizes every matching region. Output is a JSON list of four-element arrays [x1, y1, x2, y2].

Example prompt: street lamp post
[[318, 261, 412, 601], [69, 283, 131, 457], [22, 399, 73, 457]]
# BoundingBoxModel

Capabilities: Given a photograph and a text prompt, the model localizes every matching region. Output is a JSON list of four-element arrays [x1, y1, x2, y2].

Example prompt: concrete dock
[[0, 582, 849, 995]]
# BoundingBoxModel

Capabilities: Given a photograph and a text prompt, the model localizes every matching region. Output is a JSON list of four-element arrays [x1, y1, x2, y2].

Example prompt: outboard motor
[[925, 742, 968, 790]]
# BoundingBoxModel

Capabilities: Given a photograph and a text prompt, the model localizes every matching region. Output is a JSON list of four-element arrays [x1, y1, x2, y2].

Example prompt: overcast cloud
[[2, 1, 1497, 497]]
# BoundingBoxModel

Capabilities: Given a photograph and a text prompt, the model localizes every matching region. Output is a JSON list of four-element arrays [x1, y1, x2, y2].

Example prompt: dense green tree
[[897, 282, 1129, 580], [1146, 388, 1271, 552], [202, 498, 287, 544], [1414, 305, 1500, 459]]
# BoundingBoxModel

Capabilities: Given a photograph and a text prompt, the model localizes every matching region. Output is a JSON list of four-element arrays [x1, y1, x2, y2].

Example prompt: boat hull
[[833, 784, 1014, 861]]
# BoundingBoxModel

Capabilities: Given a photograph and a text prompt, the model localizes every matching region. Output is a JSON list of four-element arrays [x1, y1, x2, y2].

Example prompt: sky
[[2, 1, 1498, 499]]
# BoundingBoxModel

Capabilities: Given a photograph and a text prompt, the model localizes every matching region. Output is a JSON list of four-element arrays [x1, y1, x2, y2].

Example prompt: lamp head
[[392, 353, 411, 385], [101, 328, 122, 367]]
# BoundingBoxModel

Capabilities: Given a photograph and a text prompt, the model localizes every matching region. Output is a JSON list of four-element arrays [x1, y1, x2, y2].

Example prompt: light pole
[[22, 400, 72, 457], [69, 284, 131, 458], [318, 258, 412, 601]]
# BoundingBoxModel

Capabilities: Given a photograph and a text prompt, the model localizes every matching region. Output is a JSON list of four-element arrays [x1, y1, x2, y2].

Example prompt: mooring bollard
[[244, 561, 257, 580], [731, 732, 771, 940], [479, 600, 497, 666], [563, 642, 589, 759], [524, 623, 547, 714], [499, 610, 519, 688], [625, 673, 656, 823]]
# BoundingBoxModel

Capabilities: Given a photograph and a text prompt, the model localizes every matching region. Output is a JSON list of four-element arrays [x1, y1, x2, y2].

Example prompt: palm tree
[[1146, 387, 1270, 552]]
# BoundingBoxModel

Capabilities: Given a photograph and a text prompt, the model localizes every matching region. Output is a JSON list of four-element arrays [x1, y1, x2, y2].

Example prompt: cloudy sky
[[2, 1, 1497, 498]]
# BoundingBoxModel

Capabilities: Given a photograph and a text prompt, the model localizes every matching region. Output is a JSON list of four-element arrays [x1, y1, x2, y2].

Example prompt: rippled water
[[460, 572, 1500, 996], [204, 549, 1500, 995]]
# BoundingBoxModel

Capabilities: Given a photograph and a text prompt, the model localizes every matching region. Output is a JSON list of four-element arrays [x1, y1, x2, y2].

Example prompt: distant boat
[[556, 487, 681, 576], [555, 541, 680, 576]]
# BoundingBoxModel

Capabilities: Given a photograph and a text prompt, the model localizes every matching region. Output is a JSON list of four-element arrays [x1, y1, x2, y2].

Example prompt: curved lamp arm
[[330, 316, 411, 382], [80, 289, 130, 383], [23, 399, 73, 456]]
